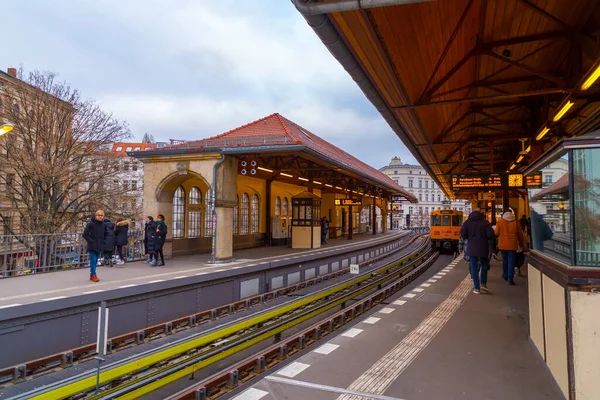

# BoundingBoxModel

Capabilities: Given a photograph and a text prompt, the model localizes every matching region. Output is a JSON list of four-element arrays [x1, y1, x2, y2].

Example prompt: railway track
[[7, 235, 434, 400]]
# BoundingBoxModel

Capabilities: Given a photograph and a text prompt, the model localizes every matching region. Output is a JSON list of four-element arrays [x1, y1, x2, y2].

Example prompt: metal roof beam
[[292, 0, 435, 15], [485, 49, 565, 87]]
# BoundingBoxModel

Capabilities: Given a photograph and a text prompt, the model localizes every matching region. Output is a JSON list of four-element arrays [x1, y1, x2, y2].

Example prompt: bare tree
[[0, 69, 131, 235], [142, 132, 154, 143]]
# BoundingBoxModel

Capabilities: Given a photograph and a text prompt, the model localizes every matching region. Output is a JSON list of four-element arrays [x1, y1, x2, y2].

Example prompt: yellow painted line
[[31, 242, 428, 400]]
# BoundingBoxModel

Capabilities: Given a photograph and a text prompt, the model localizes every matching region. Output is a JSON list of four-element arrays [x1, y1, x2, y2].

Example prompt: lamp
[[0, 123, 14, 136]]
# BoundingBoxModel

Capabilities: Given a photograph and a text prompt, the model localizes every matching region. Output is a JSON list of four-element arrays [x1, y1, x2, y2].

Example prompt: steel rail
[[96, 244, 434, 400], [14, 237, 430, 400], [170, 251, 440, 400], [0, 232, 417, 385]]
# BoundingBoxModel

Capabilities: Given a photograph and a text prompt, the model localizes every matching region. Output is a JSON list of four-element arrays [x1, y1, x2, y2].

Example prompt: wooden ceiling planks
[[325, 0, 600, 193]]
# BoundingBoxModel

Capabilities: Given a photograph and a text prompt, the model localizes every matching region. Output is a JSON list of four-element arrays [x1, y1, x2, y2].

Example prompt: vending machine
[[271, 215, 289, 246]]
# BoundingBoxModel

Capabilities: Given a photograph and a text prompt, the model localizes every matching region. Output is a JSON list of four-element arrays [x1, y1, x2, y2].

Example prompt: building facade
[[380, 156, 471, 228], [105, 143, 156, 229]]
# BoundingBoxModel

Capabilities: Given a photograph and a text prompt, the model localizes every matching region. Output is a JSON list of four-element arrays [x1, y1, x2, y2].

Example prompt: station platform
[[0, 231, 405, 310], [232, 255, 565, 400]]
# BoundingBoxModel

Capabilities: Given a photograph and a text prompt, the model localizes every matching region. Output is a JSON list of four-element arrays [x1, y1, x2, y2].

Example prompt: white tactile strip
[[276, 362, 311, 378], [313, 343, 340, 355], [336, 275, 472, 400], [232, 388, 269, 400]]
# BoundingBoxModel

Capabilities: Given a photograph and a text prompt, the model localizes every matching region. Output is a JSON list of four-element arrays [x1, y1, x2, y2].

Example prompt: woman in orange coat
[[495, 211, 524, 285]]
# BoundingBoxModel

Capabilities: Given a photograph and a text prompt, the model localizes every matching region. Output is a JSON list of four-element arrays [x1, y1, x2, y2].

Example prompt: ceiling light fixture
[[257, 166, 273, 173], [324, 184, 333, 187], [535, 127, 550, 141], [516, 155, 524, 163], [298, 177, 309, 182], [313, 181, 322, 185], [280, 172, 293, 178], [509, 163, 516, 171], [553, 100, 574, 122], [581, 64, 600, 90], [335, 186, 343, 190]]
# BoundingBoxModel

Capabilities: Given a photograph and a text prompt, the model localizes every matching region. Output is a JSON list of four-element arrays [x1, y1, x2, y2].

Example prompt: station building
[[131, 113, 416, 261]]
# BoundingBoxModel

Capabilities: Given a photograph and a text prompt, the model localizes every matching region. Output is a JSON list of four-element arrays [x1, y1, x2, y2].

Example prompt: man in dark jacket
[[460, 208, 495, 294], [82, 210, 107, 282]]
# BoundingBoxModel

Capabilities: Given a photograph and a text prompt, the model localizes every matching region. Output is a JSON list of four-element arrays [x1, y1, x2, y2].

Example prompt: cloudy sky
[[3, 0, 416, 169]]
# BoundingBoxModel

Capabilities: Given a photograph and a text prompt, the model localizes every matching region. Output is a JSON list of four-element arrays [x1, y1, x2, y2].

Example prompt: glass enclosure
[[526, 138, 600, 267], [291, 196, 321, 226]]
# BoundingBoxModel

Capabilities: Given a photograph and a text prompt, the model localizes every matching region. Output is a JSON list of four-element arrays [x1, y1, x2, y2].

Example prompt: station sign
[[525, 173, 543, 188], [390, 195, 404, 202], [350, 264, 360, 274], [334, 199, 362, 206], [451, 174, 502, 190], [478, 192, 496, 201]]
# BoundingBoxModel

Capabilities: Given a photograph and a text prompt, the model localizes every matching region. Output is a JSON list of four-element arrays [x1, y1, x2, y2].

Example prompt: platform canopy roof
[[293, 0, 600, 198], [135, 113, 417, 202]]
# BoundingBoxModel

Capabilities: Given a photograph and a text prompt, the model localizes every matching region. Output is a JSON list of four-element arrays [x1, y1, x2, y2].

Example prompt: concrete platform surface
[[229, 255, 564, 400], [0, 231, 405, 309]]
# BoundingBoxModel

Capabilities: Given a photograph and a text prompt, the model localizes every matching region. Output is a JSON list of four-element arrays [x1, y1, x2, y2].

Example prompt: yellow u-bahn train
[[430, 209, 464, 252]]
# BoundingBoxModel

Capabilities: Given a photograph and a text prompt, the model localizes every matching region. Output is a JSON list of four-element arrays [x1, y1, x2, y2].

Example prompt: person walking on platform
[[83, 210, 107, 282], [144, 216, 156, 263], [115, 218, 129, 265], [153, 214, 168, 266], [495, 211, 525, 285], [460, 208, 494, 294], [321, 217, 329, 245], [102, 217, 117, 266]]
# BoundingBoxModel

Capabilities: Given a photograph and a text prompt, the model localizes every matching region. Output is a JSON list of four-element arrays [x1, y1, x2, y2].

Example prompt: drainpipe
[[210, 154, 226, 263], [292, 0, 435, 15]]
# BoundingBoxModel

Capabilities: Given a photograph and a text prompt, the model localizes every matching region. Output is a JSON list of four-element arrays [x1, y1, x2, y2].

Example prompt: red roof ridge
[[203, 113, 283, 141], [274, 113, 293, 136]]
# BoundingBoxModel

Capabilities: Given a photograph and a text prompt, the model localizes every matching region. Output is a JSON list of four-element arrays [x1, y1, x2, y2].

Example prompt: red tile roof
[[530, 174, 569, 202], [181, 113, 415, 200], [111, 142, 156, 156]]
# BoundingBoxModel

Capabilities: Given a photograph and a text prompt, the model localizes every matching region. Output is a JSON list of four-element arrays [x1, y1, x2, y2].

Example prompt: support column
[[502, 189, 510, 213], [212, 156, 238, 262], [372, 199, 377, 235], [491, 201, 497, 226], [382, 213, 388, 233], [348, 205, 353, 240], [265, 180, 272, 246], [215, 206, 233, 260]]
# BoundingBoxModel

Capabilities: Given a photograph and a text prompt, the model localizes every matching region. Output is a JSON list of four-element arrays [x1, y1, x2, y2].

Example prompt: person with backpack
[[460, 208, 495, 294], [102, 217, 117, 266], [495, 210, 525, 285], [114, 218, 129, 265], [82, 210, 107, 282], [152, 214, 168, 266]]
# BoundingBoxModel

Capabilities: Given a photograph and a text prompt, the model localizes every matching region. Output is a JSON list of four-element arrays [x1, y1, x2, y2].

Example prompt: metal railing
[[409, 227, 430, 235], [1, 230, 145, 278]]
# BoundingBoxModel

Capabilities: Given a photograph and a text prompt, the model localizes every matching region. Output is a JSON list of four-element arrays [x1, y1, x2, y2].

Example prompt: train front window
[[442, 215, 451, 226], [452, 215, 463, 226], [431, 215, 441, 226]]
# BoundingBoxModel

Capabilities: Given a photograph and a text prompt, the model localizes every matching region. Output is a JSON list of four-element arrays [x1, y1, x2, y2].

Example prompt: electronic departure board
[[525, 173, 543, 188], [334, 199, 362, 206], [450, 174, 503, 190]]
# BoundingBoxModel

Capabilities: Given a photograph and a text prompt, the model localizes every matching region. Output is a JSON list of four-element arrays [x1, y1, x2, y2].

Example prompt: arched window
[[172, 186, 185, 238], [437, 194, 441, 202], [233, 195, 239, 235], [282, 197, 289, 216], [204, 190, 213, 237], [275, 196, 281, 216], [251, 194, 259, 233], [241, 193, 249, 234], [188, 187, 202, 238]]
